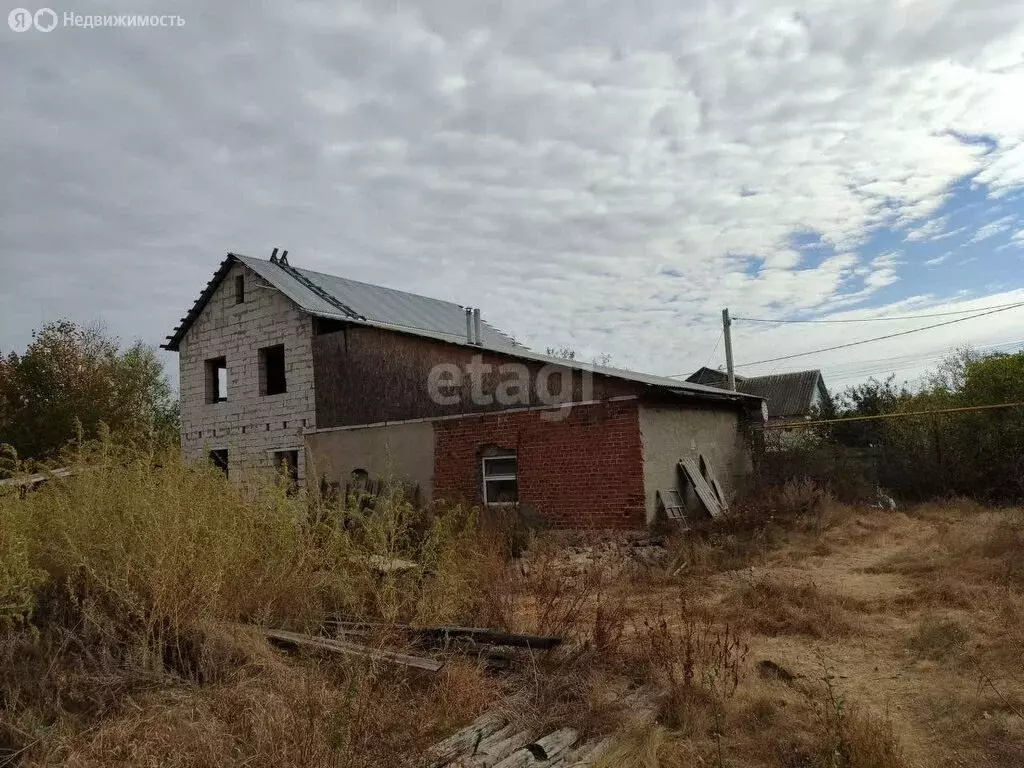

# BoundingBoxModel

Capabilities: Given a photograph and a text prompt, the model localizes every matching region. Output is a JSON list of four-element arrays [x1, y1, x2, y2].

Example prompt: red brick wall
[[433, 400, 646, 529]]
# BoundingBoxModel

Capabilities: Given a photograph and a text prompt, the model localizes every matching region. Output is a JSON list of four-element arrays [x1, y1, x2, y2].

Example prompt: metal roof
[[163, 253, 521, 352], [736, 370, 825, 418], [163, 254, 762, 407], [686, 366, 824, 417]]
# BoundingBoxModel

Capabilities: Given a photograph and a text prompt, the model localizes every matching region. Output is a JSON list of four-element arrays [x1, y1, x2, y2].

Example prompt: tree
[[544, 346, 613, 367], [0, 321, 179, 461], [831, 375, 910, 447]]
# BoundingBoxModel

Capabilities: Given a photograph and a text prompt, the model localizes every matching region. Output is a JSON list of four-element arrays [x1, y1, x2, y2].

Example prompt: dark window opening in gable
[[209, 449, 228, 476], [205, 357, 227, 403], [259, 344, 287, 396], [234, 274, 245, 304], [482, 453, 518, 504], [273, 450, 299, 494]]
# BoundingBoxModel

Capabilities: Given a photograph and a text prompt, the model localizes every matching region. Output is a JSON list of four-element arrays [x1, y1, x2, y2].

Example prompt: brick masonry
[[433, 400, 646, 529], [178, 262, 315, 480]]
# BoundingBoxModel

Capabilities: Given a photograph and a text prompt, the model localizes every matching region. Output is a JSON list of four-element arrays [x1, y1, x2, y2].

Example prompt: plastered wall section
[[638, 404, 753, 522], [178, 262, 315, 480], [305, 422, 435, 500]]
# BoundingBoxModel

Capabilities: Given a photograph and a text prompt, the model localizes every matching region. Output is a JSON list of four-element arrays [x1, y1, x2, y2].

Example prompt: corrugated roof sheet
[[687, 367, 733, 388], [686, 366, 823, 418], [164, 254, 763, 406], [237, 255, 521, 350], [735, 370, 823, 418]]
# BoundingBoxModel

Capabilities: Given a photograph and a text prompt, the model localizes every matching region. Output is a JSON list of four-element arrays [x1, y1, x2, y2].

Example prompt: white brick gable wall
[[178, 262, 315, 480]]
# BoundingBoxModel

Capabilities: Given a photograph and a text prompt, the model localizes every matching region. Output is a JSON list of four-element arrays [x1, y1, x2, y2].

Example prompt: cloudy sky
[[3, 0, 1024, 392]]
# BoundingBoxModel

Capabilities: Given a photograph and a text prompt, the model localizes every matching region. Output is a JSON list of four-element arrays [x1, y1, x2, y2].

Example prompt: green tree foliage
[[831, 349, 1024, 501], [0, 321, 179, 461], [831, 375, 912, 447]]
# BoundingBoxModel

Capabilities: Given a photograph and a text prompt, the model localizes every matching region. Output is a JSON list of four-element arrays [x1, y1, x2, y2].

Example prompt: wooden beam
[[262, 628, 443, 673], [329, 621, 562, 650]]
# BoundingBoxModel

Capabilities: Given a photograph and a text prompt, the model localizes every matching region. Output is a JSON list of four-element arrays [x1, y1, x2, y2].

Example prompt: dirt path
[[707, 513, 960, 768]]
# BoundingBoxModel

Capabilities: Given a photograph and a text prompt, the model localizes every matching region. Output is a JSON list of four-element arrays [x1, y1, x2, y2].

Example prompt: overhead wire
[[759, 401, 1024, 430], [731, 302, 1024, 369], [701, 330, 723, 370], [733, 300, 1024, 324], [772, 339, 1024, 382]]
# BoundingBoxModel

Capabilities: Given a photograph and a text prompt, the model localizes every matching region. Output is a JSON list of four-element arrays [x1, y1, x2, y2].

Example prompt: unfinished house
[[164, 252, 764, 528]]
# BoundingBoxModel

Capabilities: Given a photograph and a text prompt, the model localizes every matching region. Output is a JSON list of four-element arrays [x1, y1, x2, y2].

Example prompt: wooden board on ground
[[262, 628, 444, 672], [0, 466, 75, 488], [425, 691, 657, 767], [698, 453, 730, 516], [328, 621, 562, 650], [656, 488, 688, 524], [679, 457, 725, 520]]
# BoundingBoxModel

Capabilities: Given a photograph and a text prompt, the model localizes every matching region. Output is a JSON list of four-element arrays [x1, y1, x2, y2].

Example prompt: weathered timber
[[444, 639, 514, 672], [549, 738, 611, 768], [329, 621, 562, 650], [679, 457, 725, 520], [426, 713, 508, 768], [0, 466, 75, 488], [490, 728, 580, 768], [468, 730, 533, 767], [262, 628, 443, 672]]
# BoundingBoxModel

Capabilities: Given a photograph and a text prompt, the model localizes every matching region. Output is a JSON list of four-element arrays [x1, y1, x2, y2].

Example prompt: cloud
[[1, 0, 1024, 386], [968, 214, 1018, 243], [905, 215, 950, 242], [924, 251, 954, 266]]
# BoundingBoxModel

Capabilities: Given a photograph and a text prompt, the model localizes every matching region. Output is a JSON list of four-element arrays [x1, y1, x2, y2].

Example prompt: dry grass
[[0, 437, 502, 765], [907, 616, 970, 661], [723, 578, 861, 638], [34, 656, 494, 768], [3, 453, 1020, 768]]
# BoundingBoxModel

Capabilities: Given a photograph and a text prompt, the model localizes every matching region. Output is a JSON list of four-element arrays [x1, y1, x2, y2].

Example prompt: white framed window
[[482, 454, 518, 505]]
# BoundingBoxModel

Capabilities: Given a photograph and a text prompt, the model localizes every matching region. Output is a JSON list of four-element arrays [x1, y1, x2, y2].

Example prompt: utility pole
[[722, 308, 736, 391]]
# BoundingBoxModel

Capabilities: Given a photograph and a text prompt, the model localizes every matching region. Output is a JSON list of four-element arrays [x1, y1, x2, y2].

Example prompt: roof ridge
[[743, 369, 821, 379]]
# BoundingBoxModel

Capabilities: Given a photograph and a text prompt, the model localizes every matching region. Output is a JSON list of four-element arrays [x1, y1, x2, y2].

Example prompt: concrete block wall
[[178, 262, 315, 481], [433, 400, 646, 529]]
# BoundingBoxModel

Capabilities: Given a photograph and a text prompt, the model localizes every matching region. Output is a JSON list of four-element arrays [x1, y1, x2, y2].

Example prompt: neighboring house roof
[[687, 367, 732, 388], [164, 253, 763, 408], [686, 366, 826, 418]]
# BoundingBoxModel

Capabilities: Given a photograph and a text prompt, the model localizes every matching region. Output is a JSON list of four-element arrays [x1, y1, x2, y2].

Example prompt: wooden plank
[[550, 738, 611, 768], [417, 626, 562, 650], [262, 628, 444, 672], [655, 488, 688, 522], [427, 713, 507, 767], [473, 730, 532, 767], [328, 621, 562, 650], [0, 466, 75, 488], [699, 453, 730, 516], [490, 728, 579, 768], [679, 457, 724, 520]]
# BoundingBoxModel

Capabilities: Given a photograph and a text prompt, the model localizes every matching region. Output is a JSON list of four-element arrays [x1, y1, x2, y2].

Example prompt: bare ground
[[667, 505, 1024, 768]]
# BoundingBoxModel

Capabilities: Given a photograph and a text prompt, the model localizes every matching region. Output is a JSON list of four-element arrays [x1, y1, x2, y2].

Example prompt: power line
[[759, 401, 1024, 430], [776, 339, 1024, 382], [733, 302, 1024, 369], [734, 300, 1024, 324], [701, 330, 723, 370]]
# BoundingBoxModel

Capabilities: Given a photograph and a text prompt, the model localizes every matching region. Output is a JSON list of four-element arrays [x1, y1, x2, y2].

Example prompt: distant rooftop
[[686, 366, 826, 418]]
